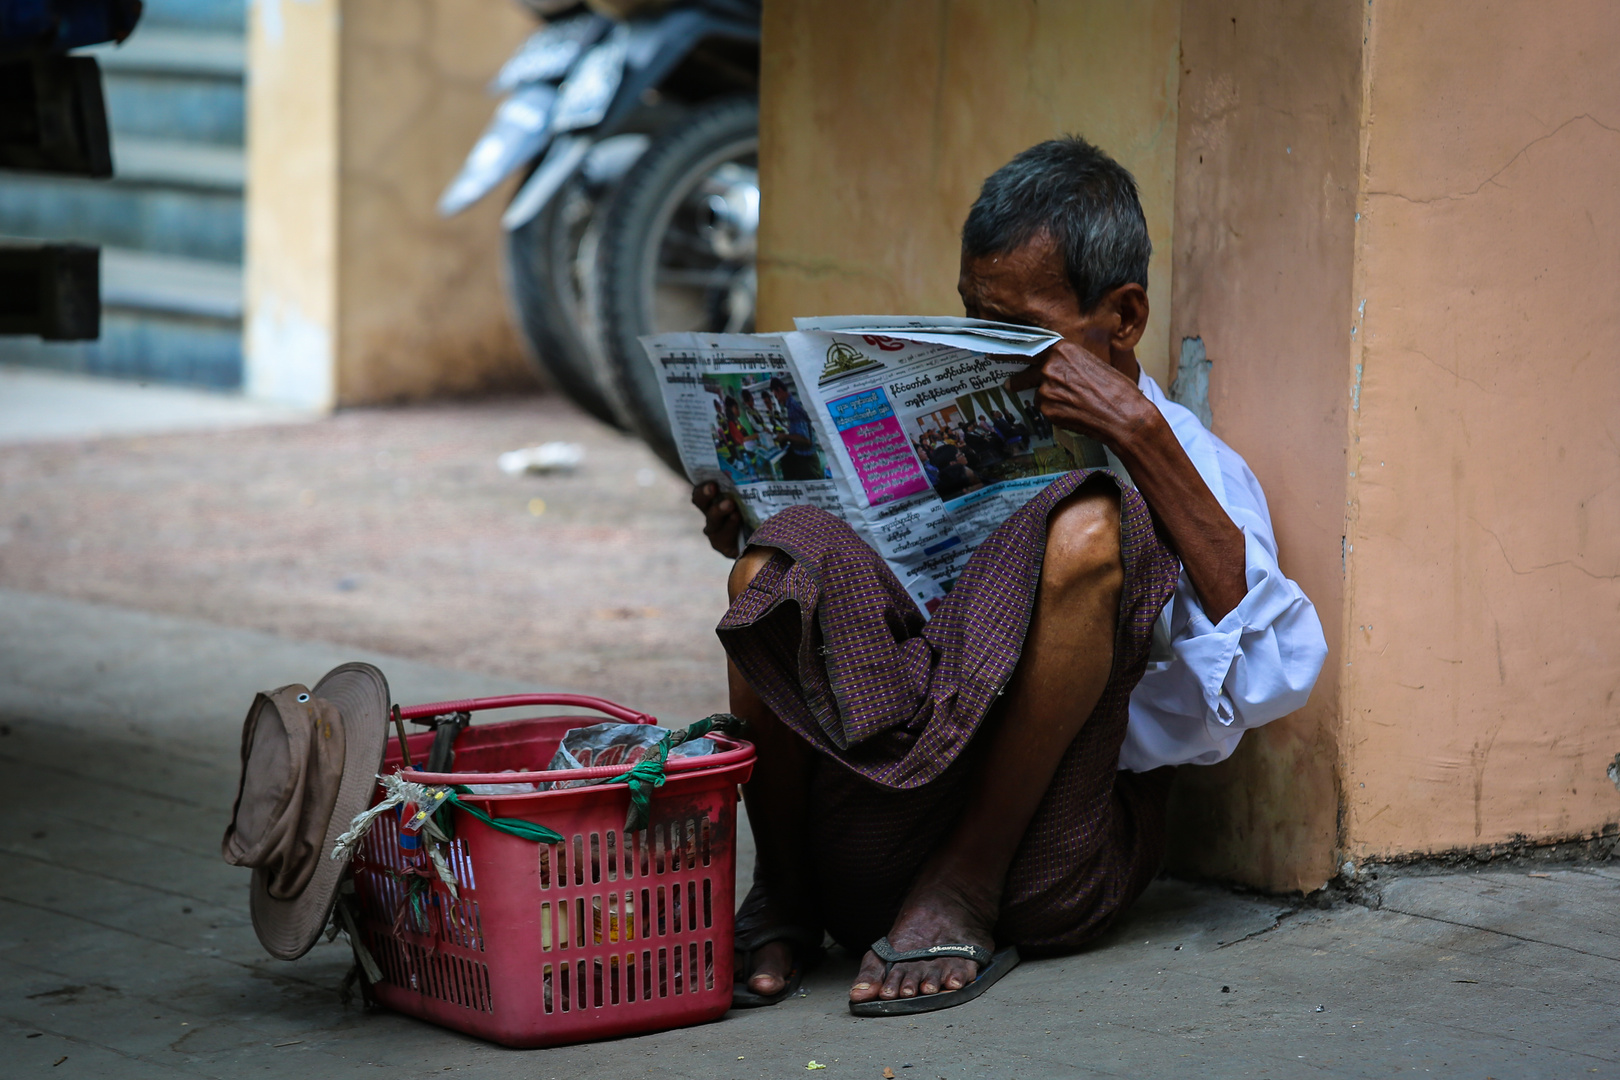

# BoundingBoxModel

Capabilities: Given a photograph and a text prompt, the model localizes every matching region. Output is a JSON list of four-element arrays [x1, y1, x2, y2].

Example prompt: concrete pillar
[[1164, 0, 1365, 891], [245, 0, 338, 406], [245, 0, 536, 409], [1170, 0, 1620, 889], [1338, 0, 1620, 861]]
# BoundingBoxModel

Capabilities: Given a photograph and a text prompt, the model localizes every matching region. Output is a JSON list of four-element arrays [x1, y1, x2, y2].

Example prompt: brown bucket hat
[[222, 662, 390, 960]]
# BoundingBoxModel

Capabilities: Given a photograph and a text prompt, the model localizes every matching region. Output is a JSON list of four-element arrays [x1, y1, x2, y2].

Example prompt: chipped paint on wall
[[1169, 336, 1212, 428]]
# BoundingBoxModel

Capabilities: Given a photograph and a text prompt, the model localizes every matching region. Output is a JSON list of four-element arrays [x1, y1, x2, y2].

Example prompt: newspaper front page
[[642, 317, 1111, 613]]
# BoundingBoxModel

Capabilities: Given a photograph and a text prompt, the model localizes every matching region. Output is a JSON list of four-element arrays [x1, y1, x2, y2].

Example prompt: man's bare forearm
[[1112, 409, 1247, 622]]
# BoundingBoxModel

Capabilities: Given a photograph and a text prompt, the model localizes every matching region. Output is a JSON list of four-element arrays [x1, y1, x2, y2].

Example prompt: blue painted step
[[0, 159, 243, 262], [0, 0, 248, 389], [140, 0, 245, 33], [100, 28, 246, 145]]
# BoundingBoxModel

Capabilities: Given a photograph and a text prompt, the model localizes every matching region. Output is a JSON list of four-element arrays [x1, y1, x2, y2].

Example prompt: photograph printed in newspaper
[[640, 316, 1116, 613]]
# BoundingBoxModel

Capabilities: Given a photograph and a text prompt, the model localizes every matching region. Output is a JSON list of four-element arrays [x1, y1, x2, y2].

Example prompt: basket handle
[[400, 735, 753, 788], [394, 692, 656, 727]]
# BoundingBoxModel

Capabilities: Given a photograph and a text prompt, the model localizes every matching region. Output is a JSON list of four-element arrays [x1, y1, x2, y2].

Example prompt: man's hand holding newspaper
[[645, 317, 1117, 612]]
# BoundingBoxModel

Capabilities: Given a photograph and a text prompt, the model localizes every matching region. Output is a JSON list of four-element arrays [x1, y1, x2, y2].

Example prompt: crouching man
[[692, 137, 1328, 1016]]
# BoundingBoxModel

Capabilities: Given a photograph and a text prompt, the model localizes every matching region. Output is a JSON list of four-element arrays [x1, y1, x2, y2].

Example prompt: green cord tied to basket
[[446, 792, 565, 844], [449, 713, 744, 841], [609, 713, 743, 833]]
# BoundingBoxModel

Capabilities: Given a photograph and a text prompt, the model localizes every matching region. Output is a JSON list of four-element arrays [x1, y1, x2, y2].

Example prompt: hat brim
[[250, 662, 391, 960]]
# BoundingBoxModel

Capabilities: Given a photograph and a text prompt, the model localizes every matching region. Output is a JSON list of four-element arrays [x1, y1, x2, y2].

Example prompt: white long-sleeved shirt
[[1119, 372, 1328, 771]]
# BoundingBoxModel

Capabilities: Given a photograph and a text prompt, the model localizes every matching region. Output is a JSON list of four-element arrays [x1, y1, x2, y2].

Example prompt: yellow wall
[[1341, 0, 1620, 857], [757, 0, 1182, 385], [247, 0, 535, 408]]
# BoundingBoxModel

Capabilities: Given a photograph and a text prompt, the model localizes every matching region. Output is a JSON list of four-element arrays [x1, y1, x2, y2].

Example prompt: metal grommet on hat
[[222, 662, 391, 960]]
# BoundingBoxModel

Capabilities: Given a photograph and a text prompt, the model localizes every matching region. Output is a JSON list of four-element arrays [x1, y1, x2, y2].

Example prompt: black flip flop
[[731, 884, 823, 1009], [847, 936, 1021, 1017]]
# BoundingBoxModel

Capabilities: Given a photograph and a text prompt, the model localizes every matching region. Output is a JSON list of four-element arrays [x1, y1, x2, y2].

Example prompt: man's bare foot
[[735, 881, 819, 1002], [848, 878, 997, 1002], [746, 940, 795, 997]]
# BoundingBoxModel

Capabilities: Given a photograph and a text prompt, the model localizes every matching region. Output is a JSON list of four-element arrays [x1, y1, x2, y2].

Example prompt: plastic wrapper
[[543, 721, 713, 791]]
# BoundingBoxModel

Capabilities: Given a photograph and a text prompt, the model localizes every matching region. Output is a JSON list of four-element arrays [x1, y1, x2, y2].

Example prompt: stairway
[[0, 0, 246, 390]]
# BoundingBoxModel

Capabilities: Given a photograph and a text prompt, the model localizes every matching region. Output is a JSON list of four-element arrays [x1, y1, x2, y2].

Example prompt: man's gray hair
[[961, 136, 1150, 312]]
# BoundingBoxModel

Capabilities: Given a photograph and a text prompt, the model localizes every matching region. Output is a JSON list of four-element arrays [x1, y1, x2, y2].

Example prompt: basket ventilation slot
[[536, 816, 713, 891], [366, 930, 493, 1012]]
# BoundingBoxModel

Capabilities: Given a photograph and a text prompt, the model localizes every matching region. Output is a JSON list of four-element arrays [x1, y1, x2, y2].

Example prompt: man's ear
[[1106, 283, 1150, 353]]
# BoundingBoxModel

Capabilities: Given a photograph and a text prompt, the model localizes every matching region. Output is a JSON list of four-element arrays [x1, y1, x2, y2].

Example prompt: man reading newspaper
[[688, 137, 1327, 1015]]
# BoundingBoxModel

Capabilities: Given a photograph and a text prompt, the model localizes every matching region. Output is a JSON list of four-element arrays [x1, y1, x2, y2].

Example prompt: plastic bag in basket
[[544, 721, 715, 791]]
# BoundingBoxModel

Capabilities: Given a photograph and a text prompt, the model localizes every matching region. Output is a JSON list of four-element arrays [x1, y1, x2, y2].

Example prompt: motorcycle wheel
[[504, 172, 629, 432], [593, 97, 759, 473]]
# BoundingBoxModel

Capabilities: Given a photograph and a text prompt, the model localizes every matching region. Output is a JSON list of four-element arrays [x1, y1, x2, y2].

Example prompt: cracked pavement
[[2, 379, 1617, 1077]]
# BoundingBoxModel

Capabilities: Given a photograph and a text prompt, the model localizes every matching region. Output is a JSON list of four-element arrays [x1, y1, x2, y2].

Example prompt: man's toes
[[849, 951, 886, 1002], [747, 941, 791, 997], [853, 953, 986, 1002], [942, 959, 977, 991], [897, 965, 922, 998], [879, 963, 908, 999]]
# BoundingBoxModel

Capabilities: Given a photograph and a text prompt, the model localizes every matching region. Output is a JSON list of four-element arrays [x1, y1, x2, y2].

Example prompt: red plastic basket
[[348, 693, 755, 1048]]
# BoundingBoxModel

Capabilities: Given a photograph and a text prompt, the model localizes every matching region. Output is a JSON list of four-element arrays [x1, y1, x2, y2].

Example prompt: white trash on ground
[[497, 441, 586, 475]]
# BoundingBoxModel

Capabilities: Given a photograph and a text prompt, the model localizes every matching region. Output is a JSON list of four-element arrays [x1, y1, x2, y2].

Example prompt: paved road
[[0, 365, 312, 444], [0, 384, 734, 726]]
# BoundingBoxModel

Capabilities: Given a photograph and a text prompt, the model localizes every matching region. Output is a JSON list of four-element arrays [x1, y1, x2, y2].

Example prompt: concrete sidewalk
[[0, 365, 313, 445], [3, 588, 1617, 1078]]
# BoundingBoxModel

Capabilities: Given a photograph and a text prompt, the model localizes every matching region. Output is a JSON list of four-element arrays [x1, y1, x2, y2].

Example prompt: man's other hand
[[692, 482, 743, 558], [1005, 339, 1154, 450]]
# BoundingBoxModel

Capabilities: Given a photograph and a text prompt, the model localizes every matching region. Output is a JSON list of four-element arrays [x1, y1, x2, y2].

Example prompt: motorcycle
[[441, 0, 761, 472]]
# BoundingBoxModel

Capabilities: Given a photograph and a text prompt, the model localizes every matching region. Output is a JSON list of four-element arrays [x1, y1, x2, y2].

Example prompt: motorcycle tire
[[593, 97, 760, 474], [504, 173, 628, 432]]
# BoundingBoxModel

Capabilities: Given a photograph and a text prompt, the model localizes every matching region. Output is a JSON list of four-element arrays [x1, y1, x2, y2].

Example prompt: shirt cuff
[[1175, 527, 1295, 729]]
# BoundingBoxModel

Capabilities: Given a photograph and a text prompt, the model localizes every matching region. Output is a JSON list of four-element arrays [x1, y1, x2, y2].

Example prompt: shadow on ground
[[3, 588, 1617, 1078]]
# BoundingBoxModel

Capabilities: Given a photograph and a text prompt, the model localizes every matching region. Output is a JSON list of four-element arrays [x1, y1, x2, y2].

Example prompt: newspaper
[[641, 316, 1115, 613]]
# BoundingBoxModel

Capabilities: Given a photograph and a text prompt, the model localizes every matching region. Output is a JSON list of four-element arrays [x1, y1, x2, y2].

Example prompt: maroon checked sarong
[[716, 469, 1182, 955]]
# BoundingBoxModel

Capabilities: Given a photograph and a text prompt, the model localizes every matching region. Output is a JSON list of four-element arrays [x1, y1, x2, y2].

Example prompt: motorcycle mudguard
[[502, 134, 593, 231], [493, 10, 610, 93], [549, 24, 630, 133], [438, 83, 558, 218], [499, 5, 759, 231]]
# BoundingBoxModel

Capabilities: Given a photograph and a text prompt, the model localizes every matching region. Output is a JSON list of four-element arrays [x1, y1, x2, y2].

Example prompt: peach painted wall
[[1162, 0, 1364, 892], [757, 0, 1620, 891], [1340, 0, 1620, 856], [757, 0, 1182, 385]]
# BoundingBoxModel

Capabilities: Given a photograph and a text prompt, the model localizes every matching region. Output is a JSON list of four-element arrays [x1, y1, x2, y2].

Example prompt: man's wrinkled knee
[[727, 545, 780, 601], [1041, 487, 1123, 598]]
